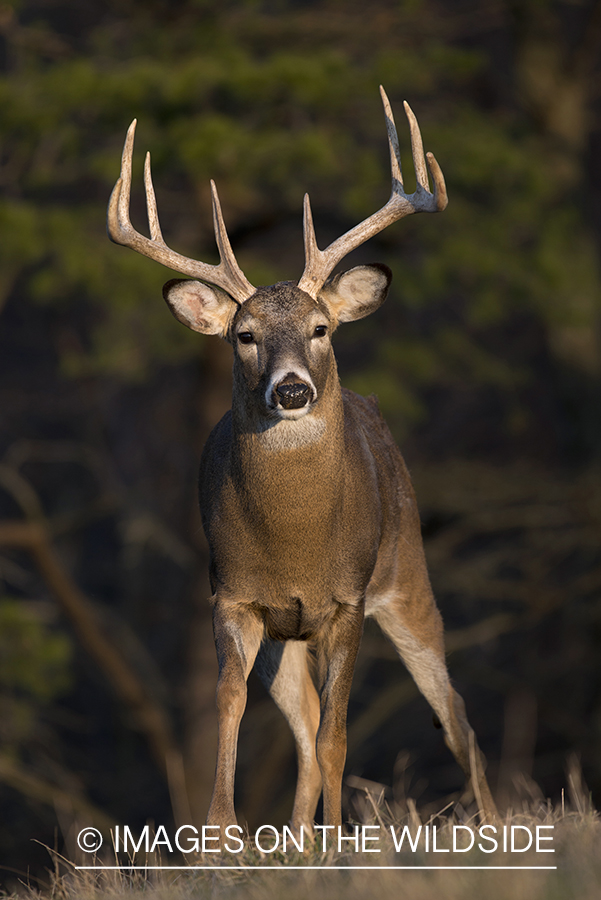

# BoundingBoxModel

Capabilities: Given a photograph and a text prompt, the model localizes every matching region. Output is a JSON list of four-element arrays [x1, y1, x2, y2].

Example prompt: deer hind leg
[[206, 598, 264, 830], [372, 597, 498, 820], [255, 639, 322, 833]]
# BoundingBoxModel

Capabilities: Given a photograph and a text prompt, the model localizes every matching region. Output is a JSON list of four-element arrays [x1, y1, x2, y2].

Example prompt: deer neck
[[229, 362, 345, 530]]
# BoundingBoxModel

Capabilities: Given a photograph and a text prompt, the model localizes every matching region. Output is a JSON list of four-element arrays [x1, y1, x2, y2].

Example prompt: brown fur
[[108, 90, 493, 832], [176, 274, 498, 831]]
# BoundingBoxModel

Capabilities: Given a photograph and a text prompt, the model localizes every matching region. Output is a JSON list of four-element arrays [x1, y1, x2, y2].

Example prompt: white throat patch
[[258, 415, 326, 452]]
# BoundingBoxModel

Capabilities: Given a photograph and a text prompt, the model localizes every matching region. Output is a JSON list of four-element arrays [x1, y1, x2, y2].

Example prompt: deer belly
[[256, 595, 339, 642]]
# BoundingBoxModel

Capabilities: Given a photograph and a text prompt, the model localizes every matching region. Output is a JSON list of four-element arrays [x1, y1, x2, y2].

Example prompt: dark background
[[0, 0, 600, 887]]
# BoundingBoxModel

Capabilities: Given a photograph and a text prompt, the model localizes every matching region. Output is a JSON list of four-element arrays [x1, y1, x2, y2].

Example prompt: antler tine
[[210, 180, 256, 303], [107, 121, 256, 304], [380, 86, 403, 190], [107, 118, 137, 244], [302, 192, 321, 262], [403, 100, 429, 191], [297, 193, 327, 299], [425, 150, 448, 212], [144, 152, 165, 244], [297, 89, 448, 300]]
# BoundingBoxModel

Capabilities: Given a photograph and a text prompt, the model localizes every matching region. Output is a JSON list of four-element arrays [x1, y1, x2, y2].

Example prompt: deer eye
[[238, 332, 254, 344], [313, 325, 327, 338]]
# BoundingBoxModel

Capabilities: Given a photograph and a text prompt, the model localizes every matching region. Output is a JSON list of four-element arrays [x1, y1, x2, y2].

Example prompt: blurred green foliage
[[0, 598, 71, 751], [0, 0, 599, 418]]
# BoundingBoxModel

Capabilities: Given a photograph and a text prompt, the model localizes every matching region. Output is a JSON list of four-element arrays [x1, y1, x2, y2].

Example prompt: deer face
[[163, 264, 391, 421], [232, 283, 332, 420]]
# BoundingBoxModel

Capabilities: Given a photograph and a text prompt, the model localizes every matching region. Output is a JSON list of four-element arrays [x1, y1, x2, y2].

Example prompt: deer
[[107, 86, 497, 833]]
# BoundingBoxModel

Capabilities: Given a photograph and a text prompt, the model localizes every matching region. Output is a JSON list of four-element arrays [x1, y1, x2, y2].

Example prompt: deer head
[[107, 87, 446, 424]]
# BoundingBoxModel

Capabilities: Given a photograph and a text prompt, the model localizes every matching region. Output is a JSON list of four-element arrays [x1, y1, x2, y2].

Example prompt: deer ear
[[318, 264, 392, 324], [163, 279, 238, 337]]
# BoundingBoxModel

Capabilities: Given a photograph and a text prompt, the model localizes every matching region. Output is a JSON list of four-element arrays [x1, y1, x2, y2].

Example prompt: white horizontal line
[[75, 865, 557, 871]]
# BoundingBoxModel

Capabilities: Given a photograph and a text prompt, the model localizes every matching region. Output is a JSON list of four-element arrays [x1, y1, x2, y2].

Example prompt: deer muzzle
[[275, 381, 311, 410]]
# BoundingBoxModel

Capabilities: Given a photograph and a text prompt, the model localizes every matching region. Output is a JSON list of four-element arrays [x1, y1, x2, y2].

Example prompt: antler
[[107, 120, 256, 304], [297, 86, 448, 299]]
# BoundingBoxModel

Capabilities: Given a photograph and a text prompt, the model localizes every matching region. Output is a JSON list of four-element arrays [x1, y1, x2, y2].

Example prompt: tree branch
[[0, 518, 190, 826]]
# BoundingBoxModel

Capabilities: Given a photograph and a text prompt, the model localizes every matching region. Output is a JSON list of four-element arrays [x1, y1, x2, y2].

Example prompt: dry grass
[[6, 792, 601, 900]]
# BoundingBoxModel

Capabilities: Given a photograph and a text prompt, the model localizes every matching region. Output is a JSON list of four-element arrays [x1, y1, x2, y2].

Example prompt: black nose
[[275, 382, 310, 410]]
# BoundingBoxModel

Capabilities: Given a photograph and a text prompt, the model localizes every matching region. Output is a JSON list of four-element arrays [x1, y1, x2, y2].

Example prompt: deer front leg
[[316, 601, 364, 827], [255, 640, 322, 833], [206, 597, 264, 829]]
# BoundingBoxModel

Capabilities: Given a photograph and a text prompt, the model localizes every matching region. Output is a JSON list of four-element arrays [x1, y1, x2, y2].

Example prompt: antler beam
[[297, 86, 448, 299], [107, 120, 255, 304]]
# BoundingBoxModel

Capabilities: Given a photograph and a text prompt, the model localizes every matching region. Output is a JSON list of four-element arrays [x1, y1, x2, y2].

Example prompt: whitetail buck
[[107, 87, 497, 830]]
